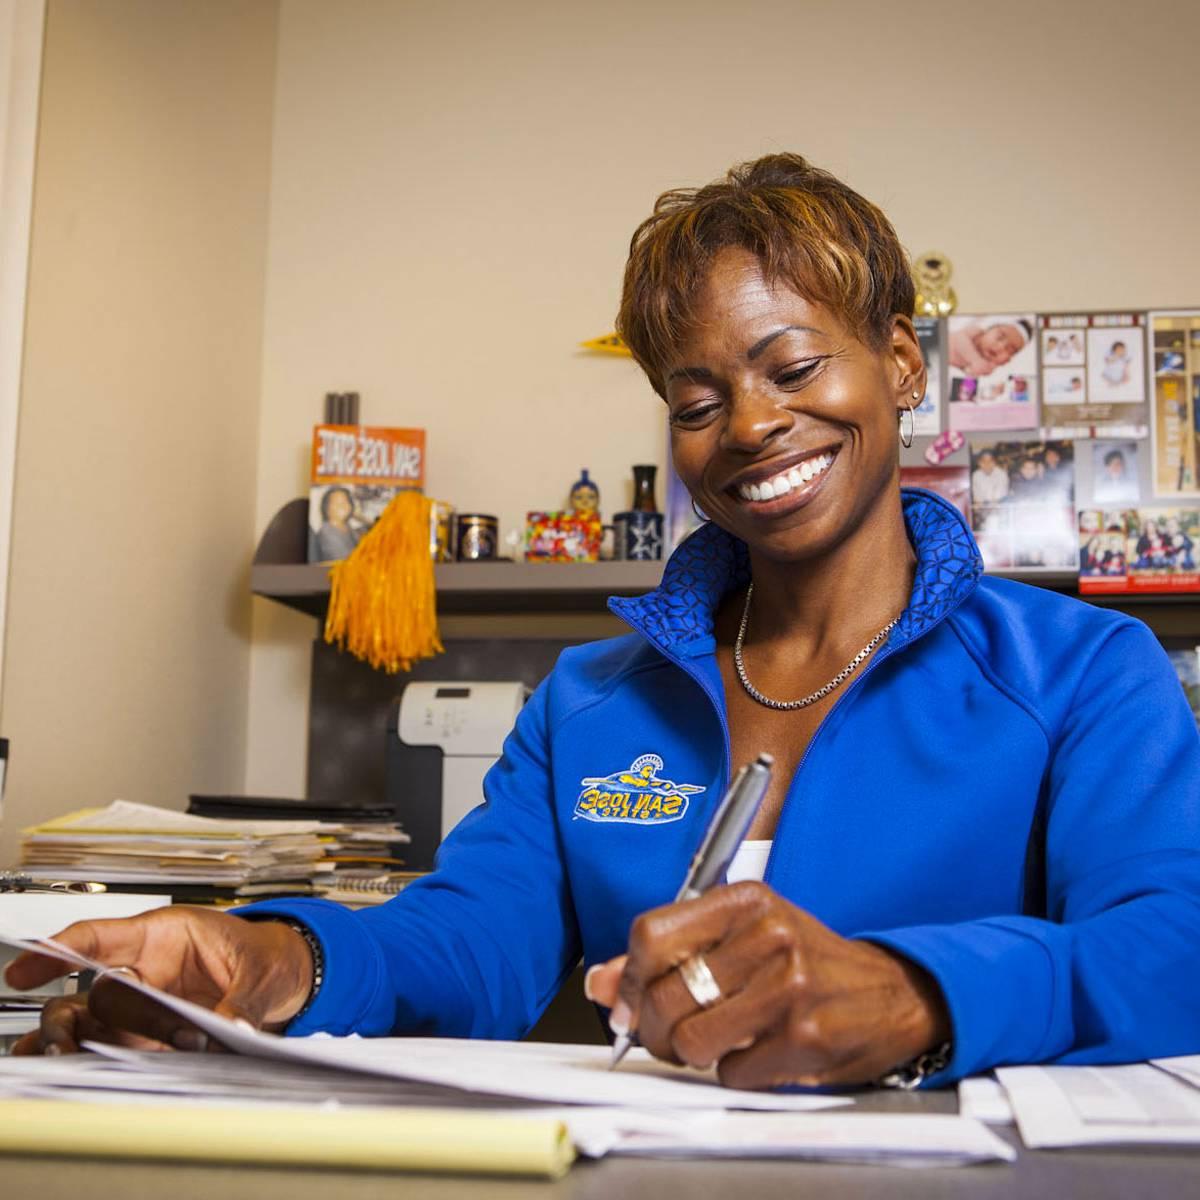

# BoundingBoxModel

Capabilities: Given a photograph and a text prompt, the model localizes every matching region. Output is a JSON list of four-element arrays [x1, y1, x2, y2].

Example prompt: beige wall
[[1, 1, 1194, 824], [0, 0, 278, 863], [245, 0, 1200, 798]]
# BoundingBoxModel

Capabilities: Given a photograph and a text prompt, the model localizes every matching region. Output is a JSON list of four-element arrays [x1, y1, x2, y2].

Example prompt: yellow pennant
[[580, 333, 631, 356]]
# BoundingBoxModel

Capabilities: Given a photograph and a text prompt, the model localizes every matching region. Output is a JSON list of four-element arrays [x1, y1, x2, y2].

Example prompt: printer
[[386, 681, 529, 870]]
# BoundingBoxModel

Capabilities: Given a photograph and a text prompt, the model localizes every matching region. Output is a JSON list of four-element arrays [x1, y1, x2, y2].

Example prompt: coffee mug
[[613, 511, 664, 561]]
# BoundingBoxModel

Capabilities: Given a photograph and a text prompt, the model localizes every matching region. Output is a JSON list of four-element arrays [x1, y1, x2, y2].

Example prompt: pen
[[610, 751, 774, 1069]]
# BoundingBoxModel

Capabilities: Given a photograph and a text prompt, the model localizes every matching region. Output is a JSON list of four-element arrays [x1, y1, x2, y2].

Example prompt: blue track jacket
[[244, 489, 1200, 1085]]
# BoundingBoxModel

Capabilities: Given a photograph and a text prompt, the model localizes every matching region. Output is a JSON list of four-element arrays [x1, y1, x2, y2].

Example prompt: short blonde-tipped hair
[[617, 153, 914, 396]]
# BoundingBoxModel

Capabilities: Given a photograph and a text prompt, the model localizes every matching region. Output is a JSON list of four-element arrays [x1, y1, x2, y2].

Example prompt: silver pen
[[609, 752, 774, 1069]]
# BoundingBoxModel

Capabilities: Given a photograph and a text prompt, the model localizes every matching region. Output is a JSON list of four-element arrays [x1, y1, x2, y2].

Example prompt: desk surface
[[4, 1090, 1200, 1200]]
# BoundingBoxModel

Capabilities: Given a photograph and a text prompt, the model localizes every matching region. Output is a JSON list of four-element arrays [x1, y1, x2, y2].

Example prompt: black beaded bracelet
[[273, 918, 325, 1018]]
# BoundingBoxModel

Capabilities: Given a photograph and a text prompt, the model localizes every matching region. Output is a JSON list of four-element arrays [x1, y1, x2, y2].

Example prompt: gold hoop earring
[[899, 399, 916, 448]]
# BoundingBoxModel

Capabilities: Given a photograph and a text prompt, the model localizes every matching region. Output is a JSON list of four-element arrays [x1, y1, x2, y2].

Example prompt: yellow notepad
[[0, 1098, 575, 1179]]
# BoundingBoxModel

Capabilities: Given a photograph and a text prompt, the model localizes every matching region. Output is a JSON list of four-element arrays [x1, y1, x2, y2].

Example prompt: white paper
[[0, 1049, 1012, 1165], [1152, 1055, 1200, 1092], [26, 799, 349, 839], [0, 928, 841, 1112], [997, 1064, 1200, 1148], [958, 1075, 1014, 1125], [0, 893, 170, 939], [0, 930, 1017, 1167], [614, 1110, 1015, 1166]]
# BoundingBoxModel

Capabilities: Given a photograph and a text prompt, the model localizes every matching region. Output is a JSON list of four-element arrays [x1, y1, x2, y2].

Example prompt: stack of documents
[[997, 1060, 1200, 1149], [18, 800, 407, 899], [0, 927, 1015, 1173]]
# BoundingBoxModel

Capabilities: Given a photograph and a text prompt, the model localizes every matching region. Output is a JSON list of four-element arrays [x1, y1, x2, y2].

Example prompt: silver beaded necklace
[[733, 583, 900, 711]]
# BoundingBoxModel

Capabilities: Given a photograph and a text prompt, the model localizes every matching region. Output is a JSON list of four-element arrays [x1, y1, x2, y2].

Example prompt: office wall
[[245, 0, 1200, 799], [0, 0, 278, 863]]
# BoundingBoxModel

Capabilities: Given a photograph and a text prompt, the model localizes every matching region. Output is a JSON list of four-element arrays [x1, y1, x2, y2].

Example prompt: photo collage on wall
[[898, 308, 1200, 593], [1040, 314, 1147, 439]]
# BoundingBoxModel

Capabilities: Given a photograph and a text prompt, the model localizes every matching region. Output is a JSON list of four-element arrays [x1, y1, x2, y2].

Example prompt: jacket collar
[[609, 488, 984, 657]]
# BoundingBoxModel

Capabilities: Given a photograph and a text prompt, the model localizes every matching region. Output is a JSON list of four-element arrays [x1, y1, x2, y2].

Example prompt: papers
[[0, 1049, 1013, 1167], [958, 1075, 1015, 1125], [997, 1063, 1200, 1148], [1153, 1054, 1200, 1092], [25, 799, 347, 838], [0, 926, 841, 1112], [0, 929, 1014, 1166], [614, 1111, 1014, 1167], [17, 799, 406, 888]]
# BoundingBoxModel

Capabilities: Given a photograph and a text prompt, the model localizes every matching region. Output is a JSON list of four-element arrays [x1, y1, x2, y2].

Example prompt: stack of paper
[[18, 800, 407, 897], [997, 1061, 1200, 1148], [0, 928, 1015, 1171], [0, 1044, 1014, 1169]]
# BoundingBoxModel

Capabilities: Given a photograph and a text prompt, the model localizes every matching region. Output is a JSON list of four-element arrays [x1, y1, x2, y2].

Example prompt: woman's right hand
[[4, 906, 315, 1055]]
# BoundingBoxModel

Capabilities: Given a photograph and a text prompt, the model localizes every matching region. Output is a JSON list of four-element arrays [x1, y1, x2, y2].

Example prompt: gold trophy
[[912, 251, 958, 317]]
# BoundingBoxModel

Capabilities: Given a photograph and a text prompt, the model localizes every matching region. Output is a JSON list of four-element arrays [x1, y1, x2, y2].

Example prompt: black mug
[[613, 511, 664, 561], [455, 514, 499, 561]]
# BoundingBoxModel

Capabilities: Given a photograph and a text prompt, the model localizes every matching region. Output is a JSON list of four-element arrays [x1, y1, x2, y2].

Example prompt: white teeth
[[738, 452, 835, 502]]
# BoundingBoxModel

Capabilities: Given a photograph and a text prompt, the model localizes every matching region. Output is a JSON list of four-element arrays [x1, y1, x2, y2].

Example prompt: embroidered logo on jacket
[[573, 754, 704, 824]]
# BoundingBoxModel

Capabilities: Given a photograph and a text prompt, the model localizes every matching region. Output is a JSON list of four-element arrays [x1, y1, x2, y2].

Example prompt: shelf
[[253, 559, 664, 616], [253, 499, 1200, 620], [252, 500, 662, 616]]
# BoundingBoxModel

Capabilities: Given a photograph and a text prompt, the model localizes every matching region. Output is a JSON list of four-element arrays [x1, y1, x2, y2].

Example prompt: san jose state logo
[[573, 753, 704, 825]]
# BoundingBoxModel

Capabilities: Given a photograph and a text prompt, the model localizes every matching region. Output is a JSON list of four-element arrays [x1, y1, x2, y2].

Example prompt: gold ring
[[677, 954, 722, 1008]]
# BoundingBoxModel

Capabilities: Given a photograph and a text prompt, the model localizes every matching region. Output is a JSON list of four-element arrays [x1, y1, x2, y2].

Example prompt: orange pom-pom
[[323, 492, 444, 673]]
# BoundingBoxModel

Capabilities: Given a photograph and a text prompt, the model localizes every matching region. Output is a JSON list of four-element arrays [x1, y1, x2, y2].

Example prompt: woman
[[9, 155, 1200, 1089], [312, 485, 361, 561]]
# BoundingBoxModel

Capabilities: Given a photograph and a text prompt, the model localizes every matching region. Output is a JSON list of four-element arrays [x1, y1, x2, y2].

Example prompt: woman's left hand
[[585, 881, 950, 1089]]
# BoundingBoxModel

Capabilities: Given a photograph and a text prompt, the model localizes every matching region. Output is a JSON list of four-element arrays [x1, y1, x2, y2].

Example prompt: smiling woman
[[8, 153, 1200, 1096]]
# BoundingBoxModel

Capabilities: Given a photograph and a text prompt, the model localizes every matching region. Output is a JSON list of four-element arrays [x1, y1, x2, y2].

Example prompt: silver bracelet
[[877, 1041, 953, 1090], [272, 918, 325, 1018]]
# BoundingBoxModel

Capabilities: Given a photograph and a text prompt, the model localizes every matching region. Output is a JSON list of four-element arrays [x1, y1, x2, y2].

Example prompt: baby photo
[[1092, 440, 1141, 505], [948, 314, 1040, 432], [1087, 326, 1146, 404], [1044, 367, 1086, 406], [1042, 328, 1085, 367]]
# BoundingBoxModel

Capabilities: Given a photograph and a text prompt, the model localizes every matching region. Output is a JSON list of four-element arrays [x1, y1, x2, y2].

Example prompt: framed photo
[[948, 314, 1039, 433], [1040, 313, 1147, 438], [1091, 440, 1141, 506], [968, 438, 1076, 571], [1079, 506, 1200, 594], [1041, 326, 1085, 368], [1149, 311, 1200, 499], [912, 316, 945, 437]]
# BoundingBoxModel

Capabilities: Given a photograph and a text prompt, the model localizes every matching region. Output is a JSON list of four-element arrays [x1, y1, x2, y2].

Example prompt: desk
[[3, 1090, 1199, 1199]]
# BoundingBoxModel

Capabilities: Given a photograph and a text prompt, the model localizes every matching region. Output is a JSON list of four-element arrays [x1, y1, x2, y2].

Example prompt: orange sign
[[311, 425, 425, 488]]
